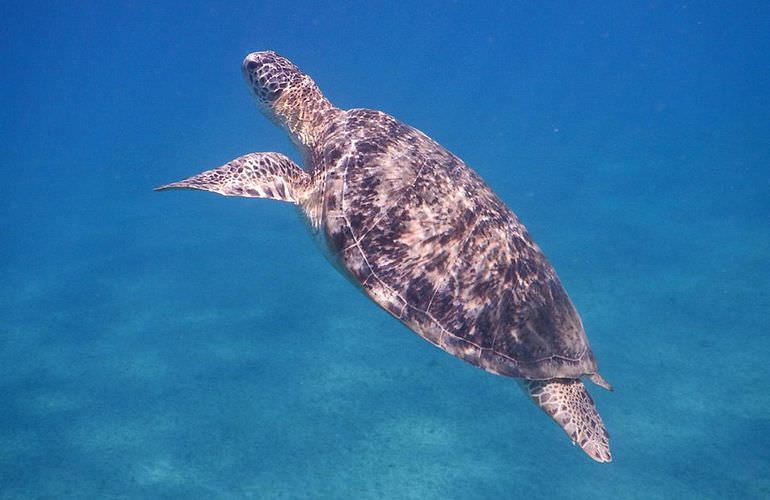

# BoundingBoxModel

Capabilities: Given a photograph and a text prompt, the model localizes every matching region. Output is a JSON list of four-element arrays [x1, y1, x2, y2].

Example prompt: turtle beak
[[242, 53, 259, 79]]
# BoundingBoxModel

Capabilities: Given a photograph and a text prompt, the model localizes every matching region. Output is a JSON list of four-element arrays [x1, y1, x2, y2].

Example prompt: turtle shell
[[314, 109, 597, 380]]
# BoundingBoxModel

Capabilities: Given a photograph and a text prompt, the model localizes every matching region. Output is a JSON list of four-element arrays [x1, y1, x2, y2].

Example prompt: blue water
[[2, 1, 769, 498]]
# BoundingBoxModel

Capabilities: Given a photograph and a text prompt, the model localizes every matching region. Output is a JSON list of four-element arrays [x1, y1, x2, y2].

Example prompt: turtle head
[[242, 51, 336, 150], [242, 51, 304, 111]]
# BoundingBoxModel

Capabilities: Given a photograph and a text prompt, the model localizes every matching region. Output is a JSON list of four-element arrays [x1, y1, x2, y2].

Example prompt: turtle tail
[[521, 378, 612, 463]]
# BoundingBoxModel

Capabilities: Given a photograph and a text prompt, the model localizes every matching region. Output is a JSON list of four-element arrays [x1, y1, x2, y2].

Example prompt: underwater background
[[2, 1, 769, 498]]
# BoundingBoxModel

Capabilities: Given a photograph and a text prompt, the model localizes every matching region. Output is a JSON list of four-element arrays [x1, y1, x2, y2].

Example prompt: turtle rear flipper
[[155, 152, 309, 204], [521, 378, 612, 463]]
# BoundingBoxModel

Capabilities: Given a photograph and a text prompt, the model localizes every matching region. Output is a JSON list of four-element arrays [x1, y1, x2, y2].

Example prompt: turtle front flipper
[[155, 152, 309, 204], [521, 378, 612, 463]]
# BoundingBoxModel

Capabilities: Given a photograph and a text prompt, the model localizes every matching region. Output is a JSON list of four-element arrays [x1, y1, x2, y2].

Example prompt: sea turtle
[[156, 51, 613, 462]]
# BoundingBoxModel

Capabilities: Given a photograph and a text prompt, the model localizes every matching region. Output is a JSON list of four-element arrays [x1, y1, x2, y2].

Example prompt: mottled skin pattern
[[157, 51, 613, 463], [156, 152, 308, 202], [523, 378, 611, 463]]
